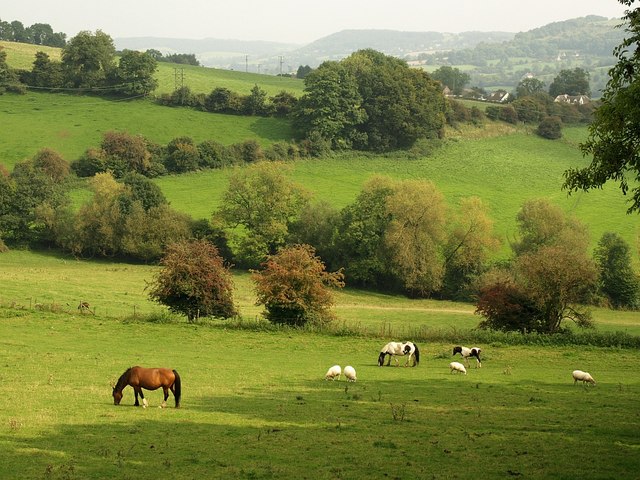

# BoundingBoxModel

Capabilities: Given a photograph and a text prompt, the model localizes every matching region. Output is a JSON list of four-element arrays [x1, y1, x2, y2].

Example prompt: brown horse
[[112, 366, 181, 408]]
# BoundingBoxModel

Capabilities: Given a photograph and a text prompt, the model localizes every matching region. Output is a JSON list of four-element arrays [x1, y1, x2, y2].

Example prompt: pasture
[[0, 92, 293, 170], [1, 311, 639, 479]]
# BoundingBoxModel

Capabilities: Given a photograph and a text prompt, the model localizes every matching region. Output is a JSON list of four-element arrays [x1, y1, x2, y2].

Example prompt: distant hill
[[115, 30, 514, 73]]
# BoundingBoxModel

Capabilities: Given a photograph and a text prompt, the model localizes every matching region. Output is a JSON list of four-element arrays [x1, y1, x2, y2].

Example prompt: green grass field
[[1, 312, 639, 479]]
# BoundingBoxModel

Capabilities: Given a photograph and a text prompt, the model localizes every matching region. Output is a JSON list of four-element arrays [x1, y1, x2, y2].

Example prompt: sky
[[1, 0, 630, 44]]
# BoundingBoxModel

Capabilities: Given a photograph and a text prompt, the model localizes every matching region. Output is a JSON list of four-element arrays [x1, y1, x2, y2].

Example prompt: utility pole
[[245, 55, 248, 73], [278, 56, 284, 76]]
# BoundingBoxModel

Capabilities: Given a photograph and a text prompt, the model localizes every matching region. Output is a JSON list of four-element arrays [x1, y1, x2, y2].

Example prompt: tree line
[[0, 18, 66, 47], [1, 152, 637, 330]]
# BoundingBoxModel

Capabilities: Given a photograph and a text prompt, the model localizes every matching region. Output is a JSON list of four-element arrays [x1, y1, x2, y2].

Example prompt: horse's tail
[[413, 343, 420, 366], [172, 370, 182, 408]]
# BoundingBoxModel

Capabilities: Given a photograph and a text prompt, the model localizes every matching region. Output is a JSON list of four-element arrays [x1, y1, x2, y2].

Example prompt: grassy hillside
[[154, 125, 638, 258], [0, 92, 293, 168]]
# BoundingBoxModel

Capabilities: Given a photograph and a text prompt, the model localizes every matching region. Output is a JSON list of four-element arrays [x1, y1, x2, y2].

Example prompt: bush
[[536, 116, 563, 140]]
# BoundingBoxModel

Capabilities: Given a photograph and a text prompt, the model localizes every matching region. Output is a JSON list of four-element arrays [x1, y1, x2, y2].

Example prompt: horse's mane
[[114, 367, 133, 391]]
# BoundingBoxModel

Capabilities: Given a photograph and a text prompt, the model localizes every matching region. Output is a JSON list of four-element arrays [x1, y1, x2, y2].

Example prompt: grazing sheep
[[344, 365, 357, 382], [378, 341, 420, 367], [453, 346, 482, 368], [572, 370, 596, 385], [325, 365, 342, 381], [449, 361, 467, 375]]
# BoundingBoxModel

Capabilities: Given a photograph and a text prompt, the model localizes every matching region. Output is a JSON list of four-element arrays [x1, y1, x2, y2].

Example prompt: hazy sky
[[2, 0, 630, 44]]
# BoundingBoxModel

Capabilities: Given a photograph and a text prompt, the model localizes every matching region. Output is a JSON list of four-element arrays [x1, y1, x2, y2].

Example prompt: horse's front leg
[[133, 388, 140, 406]]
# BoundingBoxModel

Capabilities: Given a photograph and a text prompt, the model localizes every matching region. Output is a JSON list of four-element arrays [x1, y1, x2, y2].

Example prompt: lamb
[[449, 361, 467, 375], [343, 365, 357, 382], [452, 346, 482, 368], [325, 365, 342, 381], [572, 370, 596, 385]]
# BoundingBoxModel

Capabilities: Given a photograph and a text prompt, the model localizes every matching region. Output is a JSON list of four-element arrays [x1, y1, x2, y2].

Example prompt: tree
[[442, 197, 500, 300], [431, 66, 470, 96], [476, 198, 597, 333], [548, 67, 591, 97], [62, 30, 116, 88], [516, 77, 546, 98], [32, 148, 70, 182], [101, 131, 152, 175], [292, 61, 367, 149], [384, 179, 448, 296], [252, 244, 344, 326], [563, 1, 640, 213], [537, 116, 563, 139], [148, 239, 237, 321], [216, 162, 310, 266], [29, 51, 64, 88], [343, 49, 446, 151], [296, 65, 312, 79], [115, 50, 158, 95], [511, 96, 546, 124], [336, 176, 396, 288], [593, 232, 639, 308], [243, 84, 268, 115]]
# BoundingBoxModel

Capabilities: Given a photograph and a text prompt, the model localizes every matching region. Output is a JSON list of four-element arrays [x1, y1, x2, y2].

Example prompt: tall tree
[[384, 179, 447, 296], [593, 232, 639, 308], [516, 77, 546, 98], [292, 61, 367, 149], [548, 67, 591, 97], [563, 1, 640, 213], [216, 162, 310, 266], [62, 30, 116, 88], [115, 50, 158, 95], [431, 66, 471, 95]]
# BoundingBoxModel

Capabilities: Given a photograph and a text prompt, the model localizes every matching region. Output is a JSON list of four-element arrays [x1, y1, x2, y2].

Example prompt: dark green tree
[[516, 77, 546, 98], [242, 84, 268, 115], [292, 61, 367, 149], [115, 50, 158, 95], [431, 65, 471, 95], [62, 30, 116, 88], [593, 232, 639, 308], [548, 67, 591, 97], [343, 49, 446, 151], [563, 1, 640, 213], [29, 51, 64, 88]]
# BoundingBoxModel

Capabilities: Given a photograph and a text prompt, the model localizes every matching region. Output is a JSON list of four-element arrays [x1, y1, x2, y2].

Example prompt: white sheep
[[325, 365, 342, 381], [449, 361, 467, 375], [343, 365, 357, 382], [572, 370, 596, 385]]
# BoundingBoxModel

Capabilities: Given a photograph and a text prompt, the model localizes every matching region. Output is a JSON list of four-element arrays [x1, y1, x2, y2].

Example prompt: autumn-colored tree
[[32, 148, 70, 182], [252, 244, 344, 326], [476, 198, 596, 333], [148, 239, 237, 321]]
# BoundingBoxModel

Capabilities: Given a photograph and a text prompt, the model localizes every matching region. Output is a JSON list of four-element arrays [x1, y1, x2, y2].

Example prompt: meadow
[[1, 311, 639, 479]]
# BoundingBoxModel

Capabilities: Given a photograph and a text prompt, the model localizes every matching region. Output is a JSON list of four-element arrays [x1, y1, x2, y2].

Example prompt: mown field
[[1, 312, 639, 479]]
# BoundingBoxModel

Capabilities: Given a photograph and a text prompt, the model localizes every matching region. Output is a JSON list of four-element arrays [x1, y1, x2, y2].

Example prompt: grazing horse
[[453, 346, 482, 368], [378, 341, 420, 367], [112, 366, 181, 408]]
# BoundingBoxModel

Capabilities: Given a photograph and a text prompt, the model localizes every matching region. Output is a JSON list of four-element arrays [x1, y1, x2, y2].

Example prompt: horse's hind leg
[[161, 387, 169, 408]]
